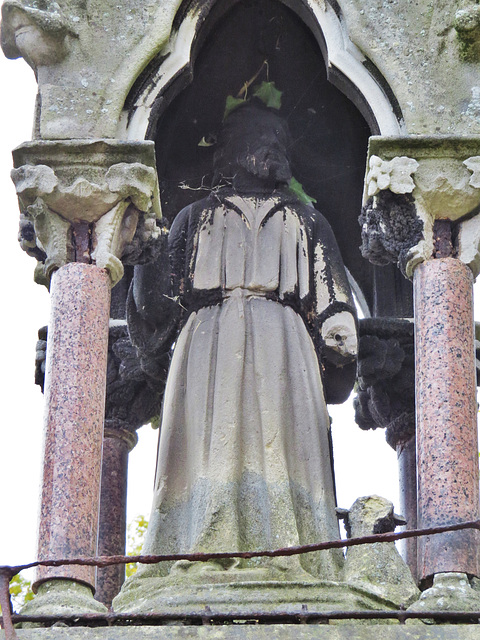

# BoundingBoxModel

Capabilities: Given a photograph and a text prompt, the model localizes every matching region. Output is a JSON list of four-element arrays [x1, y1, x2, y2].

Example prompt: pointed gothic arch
[[119, 0, 409, 315]]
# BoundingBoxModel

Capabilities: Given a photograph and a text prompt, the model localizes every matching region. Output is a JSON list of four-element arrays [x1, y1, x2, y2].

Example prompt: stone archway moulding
[[118, 0, 403, 141]]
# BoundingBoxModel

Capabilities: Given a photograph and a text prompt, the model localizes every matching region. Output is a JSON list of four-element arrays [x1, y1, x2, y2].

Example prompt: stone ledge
[[2, 626, 480, 639]]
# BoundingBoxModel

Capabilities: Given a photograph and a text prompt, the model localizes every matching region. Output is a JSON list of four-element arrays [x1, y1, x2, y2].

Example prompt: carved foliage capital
[[361, 137, 480, 278], [11, 140, 162, 286]]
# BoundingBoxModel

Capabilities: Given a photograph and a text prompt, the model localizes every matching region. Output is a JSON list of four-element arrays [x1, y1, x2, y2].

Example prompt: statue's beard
[[213, 147, 292, 187], [237, 147, 292, 184]]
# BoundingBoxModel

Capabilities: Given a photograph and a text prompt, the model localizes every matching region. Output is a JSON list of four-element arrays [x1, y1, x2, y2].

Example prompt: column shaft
[[95, 435, 130, 607], [415, 257, 479, 583], [35, 263, 110, 590], [397, 435, 417, 582]]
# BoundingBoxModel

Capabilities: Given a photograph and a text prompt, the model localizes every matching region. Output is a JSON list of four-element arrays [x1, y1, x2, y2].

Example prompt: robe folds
[[133, 189, 357, 582]]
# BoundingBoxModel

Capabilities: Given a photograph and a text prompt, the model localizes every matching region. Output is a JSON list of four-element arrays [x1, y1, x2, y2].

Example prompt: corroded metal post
[[414, 257, 479, 584]]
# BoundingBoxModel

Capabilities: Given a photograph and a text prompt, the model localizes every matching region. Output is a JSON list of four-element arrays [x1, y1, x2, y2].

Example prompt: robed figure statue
[[114, 99, 359, 612]]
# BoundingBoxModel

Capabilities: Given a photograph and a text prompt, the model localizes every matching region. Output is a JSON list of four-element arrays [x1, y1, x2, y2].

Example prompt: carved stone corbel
[[0, 0, 77, 67], [11, 139, 163, 287], [360, 136, 480, 278]]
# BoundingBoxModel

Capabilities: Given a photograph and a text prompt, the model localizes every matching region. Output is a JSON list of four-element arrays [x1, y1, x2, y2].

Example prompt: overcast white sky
[[0, 52, 476, 571]]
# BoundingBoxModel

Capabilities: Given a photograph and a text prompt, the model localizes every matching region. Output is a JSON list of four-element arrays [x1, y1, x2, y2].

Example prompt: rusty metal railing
[[2, 519, 480, 639]]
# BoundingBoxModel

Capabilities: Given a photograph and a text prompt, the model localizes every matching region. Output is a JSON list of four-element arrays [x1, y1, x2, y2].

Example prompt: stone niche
[[127, 0, 412, 317]]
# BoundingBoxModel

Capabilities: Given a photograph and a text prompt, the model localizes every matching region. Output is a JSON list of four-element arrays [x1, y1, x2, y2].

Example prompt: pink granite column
[[35, 262, 110, 591], [415, 257, 479, 585], [95, 430, 137, 607]]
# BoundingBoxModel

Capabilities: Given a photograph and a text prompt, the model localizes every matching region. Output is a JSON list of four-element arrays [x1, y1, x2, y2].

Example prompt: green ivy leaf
[[223, 95, 246, 120], [288, 177, 317, 205], [252, 81, 282, 110]]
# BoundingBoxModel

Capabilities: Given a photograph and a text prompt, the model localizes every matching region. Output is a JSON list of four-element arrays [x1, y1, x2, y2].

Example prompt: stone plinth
[[3, 625, 480, 639]]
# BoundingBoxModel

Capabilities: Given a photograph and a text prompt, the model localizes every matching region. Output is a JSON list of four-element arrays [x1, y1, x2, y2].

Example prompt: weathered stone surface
[[19, 581, 107, 624], [1, 0, 479, 139], [340, 496, 419, 608], [3, 624, 480, 639], [1, 0, 183, 138], [408, 573, 480, 619], [341, 0, 480, 135]]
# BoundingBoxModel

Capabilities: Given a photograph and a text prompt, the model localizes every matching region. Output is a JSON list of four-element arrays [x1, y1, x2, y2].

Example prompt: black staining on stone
[[34, 322, 166, 432], [122, 210, 165, 267], [35, 325, 48, 392], [35, 264, 169, 433], [18, 212, 47, 262], [354, 318, 415, 449], [359, 191, 423, 278], [212, 100, 292, 191], [132, 103, 358, 410], [338, 499, 406, 539], [72, 221, 92, 264], [104, 323, 166, 433], [126, 236, 180, 394]]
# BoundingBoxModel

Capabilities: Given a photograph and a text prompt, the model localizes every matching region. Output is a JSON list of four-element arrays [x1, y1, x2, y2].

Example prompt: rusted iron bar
[[3, 518, 480, 576], [0, 568, 18, 640], [4, 609, 480, 626]]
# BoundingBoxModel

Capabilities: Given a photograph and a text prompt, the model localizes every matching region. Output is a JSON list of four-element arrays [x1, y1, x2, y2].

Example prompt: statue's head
[[213, 100, 292, 188]]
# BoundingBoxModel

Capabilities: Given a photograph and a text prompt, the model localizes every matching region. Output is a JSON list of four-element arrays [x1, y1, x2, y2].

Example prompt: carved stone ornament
[[454, 5, 480, 62], [0, 0, 77, 67], [361, 136, 480, 278], [366, 155, 418, 197], [354, 318, 415, 450], [11, 139, 162, 286]]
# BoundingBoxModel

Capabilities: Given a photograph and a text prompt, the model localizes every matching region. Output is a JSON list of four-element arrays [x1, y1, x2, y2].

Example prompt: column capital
[[360, 136, 480, 278], [11, 139, 162, 287]]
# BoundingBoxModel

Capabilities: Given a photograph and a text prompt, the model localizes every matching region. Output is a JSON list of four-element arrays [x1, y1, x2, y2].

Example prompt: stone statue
[[115, 99, 361, 612]]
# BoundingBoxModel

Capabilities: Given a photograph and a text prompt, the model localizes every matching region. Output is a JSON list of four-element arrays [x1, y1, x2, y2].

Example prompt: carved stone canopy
[[360, 136, 480, 278], [11, 139, 162, 286]]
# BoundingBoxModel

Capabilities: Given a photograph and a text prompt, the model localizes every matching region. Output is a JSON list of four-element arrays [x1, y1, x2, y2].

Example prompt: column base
[[19, 580, 107, 628], [407, 573, 480, 624]]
